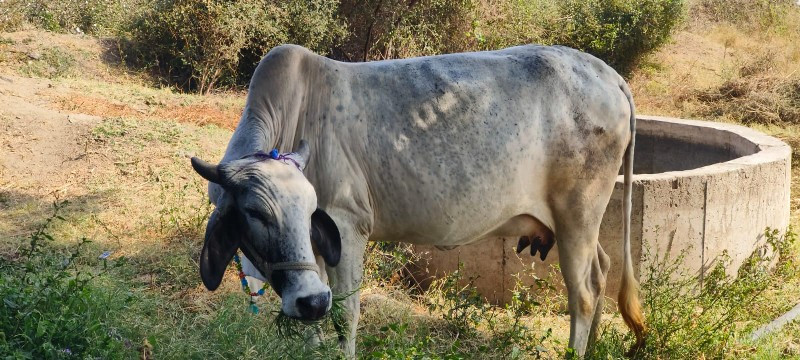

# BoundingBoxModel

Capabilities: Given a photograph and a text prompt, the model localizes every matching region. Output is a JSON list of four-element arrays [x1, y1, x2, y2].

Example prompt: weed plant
[[589, 227, 798, 359], [0, 200, 129, 358]]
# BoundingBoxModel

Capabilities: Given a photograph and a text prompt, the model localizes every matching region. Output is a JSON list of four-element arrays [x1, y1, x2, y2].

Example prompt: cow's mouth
[[281, 310, 328, 324], [299, 317, 325, 325]]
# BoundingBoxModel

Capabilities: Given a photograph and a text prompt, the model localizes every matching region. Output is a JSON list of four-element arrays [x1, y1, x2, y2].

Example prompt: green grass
[[19, 47, 76, 79]]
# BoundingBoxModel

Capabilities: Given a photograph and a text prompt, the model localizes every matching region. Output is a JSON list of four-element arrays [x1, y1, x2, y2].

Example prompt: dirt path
[[0, 74, 108, 195]]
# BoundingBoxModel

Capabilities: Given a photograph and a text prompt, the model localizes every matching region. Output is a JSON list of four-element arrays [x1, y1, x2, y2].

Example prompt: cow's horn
[[191, 157, 222, 184], [293, 140, 310, 169]]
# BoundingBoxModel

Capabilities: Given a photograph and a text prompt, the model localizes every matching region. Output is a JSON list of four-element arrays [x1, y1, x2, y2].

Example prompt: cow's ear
[[200, 207, 240, 290], [311, 209, 341, 266]]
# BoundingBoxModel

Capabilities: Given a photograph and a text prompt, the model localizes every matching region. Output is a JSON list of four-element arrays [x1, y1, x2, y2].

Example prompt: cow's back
[[312, 46, 631, 245]]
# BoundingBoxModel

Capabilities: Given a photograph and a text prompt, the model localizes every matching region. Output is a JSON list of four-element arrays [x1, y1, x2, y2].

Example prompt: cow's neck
[[221, 51, 333, 171], [223, 93, 310, 162]]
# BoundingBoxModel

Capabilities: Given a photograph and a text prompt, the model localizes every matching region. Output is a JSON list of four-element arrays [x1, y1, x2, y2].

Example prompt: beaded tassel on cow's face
[[232, 253, 268, 313]]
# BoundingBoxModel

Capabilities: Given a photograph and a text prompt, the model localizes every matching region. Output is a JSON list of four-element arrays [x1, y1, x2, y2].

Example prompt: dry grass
[[690, 68, 800, 125], [629, 0, 800, 122], [57, 92, 242, 129]]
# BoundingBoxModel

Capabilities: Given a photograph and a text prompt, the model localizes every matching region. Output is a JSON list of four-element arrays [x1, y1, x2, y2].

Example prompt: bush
[[336, 0, 476, 61], [470, 0, 686, 74], [4, 0, 687, 89], [551, 0, 686, 74], [0, 201, 129, 358], [126, 0, 346, 94], [0, 0, 139, 34], [470, 0, 560, 50]]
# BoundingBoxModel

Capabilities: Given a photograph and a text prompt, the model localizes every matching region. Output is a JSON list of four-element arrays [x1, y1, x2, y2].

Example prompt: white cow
[[190, 44, 645, 357]]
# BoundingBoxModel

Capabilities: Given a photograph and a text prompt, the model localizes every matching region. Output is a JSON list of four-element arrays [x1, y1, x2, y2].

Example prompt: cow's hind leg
[[588, 243, 611, 349], [556, 222, 607, 357]]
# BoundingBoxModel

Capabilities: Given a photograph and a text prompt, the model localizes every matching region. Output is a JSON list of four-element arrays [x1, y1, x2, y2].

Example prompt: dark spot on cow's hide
[[336, 104, 344, 112]]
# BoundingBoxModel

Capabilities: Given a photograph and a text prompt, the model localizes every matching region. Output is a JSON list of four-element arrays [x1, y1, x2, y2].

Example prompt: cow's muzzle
[[294, 290, 331, 321]]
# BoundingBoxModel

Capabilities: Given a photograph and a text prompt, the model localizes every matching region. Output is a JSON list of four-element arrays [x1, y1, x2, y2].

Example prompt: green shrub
[[336, 0, 476, 61], [0, 0, 140, 34], [361, 263, 557, 359], [5, 0, 687, 89], [425, 263, 491, 336], [0, 201, 130, 358], [487, 271, 555, 359], [126, 0, 346, 93], [551, 0, 686, 74], [470, 0, 560, 50], [468, 0, 686, 74], [363, 241, 421, 288]]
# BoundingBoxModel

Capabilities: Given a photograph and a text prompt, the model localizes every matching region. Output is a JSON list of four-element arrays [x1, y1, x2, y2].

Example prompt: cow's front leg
[[326, 223, 368, 358]]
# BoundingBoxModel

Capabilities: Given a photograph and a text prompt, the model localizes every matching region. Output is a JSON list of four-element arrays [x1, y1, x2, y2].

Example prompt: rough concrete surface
[[414, 115, 792, 304]]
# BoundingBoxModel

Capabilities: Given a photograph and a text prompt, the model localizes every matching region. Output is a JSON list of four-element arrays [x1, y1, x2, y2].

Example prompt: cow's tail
[[618, 81, 646, 354]]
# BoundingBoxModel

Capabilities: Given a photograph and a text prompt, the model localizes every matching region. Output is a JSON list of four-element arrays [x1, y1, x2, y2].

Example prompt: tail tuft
[[619, 80, 646, 356]]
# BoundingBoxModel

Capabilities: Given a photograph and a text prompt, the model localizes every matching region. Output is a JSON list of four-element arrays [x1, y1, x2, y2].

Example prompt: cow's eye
[[246, 208, 270, 223]]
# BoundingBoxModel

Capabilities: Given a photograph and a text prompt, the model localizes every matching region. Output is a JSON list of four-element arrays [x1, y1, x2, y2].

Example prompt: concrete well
[[413, 115, 791, 304]]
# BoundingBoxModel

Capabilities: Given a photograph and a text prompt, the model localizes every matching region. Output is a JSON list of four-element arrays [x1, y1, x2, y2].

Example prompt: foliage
[[692, 53, 800, 125], [485, 271, 556, 359], [551, 0, 686, 74], [425, 263, 491, 337], [336, 0, 475, 61], [360, 321, 472, 359], [0, 0, 142, 34], [361, 264, 556, 359], [0, 201, 130, 358], [470, 0, 560, 50], [363, 241, 421, 289], [3, 0, 688, 90], [124, 0, 346, 94], [589, 227, 798, 359]]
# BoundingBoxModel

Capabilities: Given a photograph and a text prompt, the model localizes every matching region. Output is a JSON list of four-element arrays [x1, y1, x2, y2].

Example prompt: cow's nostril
[[296, 292, 330, 320]]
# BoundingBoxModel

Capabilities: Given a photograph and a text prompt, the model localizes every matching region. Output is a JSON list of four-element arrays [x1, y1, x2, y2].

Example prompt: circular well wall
[[413, 115, 791, 304]]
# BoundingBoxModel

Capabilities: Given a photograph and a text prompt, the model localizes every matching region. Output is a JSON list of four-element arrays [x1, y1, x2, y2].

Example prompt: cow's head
[[190, 140, 340, 321]]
